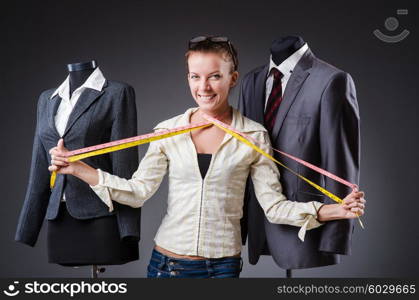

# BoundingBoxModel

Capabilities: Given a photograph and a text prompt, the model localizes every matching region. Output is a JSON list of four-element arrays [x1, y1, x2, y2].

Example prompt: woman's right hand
[[48, 139, 77, 175], [48, 139, 99, 186]]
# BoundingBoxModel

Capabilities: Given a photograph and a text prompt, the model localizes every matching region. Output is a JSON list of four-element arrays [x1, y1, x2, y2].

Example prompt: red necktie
[[264, 68, 283, 133]]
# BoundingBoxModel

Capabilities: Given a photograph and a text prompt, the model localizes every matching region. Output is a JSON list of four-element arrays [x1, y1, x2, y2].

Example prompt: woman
[[49, 36, 365, 278]]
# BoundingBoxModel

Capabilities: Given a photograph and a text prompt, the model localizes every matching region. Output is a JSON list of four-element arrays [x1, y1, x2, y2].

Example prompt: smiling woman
[[48, 36, 366, 278], [186, 36, 238, 123], [187, 51, 237, 115]]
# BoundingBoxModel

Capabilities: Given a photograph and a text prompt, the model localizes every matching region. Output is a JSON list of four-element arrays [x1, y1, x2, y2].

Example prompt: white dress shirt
[[90, 107, 325, 258], [264, 43, 308, 110], [50, 67, 106, 201]]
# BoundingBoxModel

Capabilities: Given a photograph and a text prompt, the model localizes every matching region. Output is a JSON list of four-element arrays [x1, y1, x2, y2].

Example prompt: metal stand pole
[[286, 269, 292, 278], [91, 265, 106, 278]]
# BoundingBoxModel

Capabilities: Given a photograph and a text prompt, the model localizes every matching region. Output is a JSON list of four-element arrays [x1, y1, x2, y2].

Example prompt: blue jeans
[[147, 248, 243, 278]]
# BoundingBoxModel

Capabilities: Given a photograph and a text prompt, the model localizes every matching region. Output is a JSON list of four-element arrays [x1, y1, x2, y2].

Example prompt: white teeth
[[199, 94, 215, 100]]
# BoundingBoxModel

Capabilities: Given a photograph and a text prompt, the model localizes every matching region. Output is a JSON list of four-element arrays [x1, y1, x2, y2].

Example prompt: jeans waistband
[[151, 248, 242, 266]]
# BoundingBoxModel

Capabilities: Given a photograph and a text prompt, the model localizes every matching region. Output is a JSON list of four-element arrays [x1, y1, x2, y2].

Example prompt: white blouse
[[90, 107, 325, 258]]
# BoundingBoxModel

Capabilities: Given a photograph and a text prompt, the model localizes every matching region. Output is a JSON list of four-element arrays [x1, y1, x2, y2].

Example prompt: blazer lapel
[[62, 86, 105, 137], [252, 65, 269, 124], [271, 49, 314, 142], [48, 94, 62, 137]]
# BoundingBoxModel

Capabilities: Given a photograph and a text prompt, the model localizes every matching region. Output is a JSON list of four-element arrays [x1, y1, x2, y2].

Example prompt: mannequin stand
[[91, 265, 106, 278], [286, 269, 292, 278]]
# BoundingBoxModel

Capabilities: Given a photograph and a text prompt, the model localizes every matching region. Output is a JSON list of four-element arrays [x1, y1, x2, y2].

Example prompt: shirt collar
[[155, 107, 266, 133], [268, 43, 309, 78], [50, 67, 106, 100]]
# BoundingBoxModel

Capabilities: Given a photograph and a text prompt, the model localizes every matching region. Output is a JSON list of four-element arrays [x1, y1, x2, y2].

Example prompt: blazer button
[[169, 261, 174, 266], [170, 271, 177, 276]]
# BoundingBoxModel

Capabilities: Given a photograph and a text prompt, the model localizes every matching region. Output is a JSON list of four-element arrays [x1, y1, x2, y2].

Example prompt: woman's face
[[187, 51, 238, 113]]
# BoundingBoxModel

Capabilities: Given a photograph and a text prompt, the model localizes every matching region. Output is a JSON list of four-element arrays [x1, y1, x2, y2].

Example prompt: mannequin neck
[[67, 60, 97, 95], [270, 36, 305, 65]]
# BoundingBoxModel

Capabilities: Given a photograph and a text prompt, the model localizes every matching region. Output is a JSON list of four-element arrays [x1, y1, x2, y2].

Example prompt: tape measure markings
[[49, 115, 364, 228]]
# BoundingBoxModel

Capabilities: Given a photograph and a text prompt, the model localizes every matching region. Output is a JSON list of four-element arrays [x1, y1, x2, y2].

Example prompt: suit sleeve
[[318, 72, 360, 254], [237, 73, 250, 245], [109, 85, 142, 241], [237, 73, 249, 115], [15, 94, 51, 247]]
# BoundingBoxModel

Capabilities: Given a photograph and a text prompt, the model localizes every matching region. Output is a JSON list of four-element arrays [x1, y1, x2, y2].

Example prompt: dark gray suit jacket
[[238, 48, 360, 269], [15, 80, 141, 247]]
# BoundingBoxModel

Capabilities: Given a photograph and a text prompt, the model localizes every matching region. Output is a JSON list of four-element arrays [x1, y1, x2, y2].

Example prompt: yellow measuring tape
[[210, 121, 343, 204], [50, 117, 363, 228], [50, 123, 212, 188], [208, 116, 363, 228]]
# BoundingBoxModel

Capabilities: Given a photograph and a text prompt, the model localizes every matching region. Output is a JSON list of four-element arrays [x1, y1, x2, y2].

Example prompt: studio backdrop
[[0, 0, 417, 277]]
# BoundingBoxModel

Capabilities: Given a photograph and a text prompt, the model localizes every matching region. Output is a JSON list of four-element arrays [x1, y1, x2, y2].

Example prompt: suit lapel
[[252, 65, 269, 124], [271, 49, 314, 142], [62, 86, 105, 137], [48, 94, 62, 137]]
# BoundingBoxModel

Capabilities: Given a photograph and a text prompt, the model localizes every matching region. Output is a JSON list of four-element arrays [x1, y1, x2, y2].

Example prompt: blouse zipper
[[190, 109, 235, 256], [196, 180, 204, 255]]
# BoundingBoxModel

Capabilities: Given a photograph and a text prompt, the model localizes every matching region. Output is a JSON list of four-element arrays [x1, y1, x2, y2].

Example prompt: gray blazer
[[238, 48, 360, 269], [15, 80, 141, 247]]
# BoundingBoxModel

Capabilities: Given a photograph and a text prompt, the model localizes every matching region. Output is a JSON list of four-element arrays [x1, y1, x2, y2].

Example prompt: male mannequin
[[15, 60, 141, 272], [238, 36, 360, 276]]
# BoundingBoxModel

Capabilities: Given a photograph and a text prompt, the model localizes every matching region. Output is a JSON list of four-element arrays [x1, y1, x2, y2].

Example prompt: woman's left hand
[[340, 190, 366, 219], [318, 190, 366, 222]]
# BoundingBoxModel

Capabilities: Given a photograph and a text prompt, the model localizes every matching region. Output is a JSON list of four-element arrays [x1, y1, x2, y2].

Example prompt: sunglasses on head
[[188, 36, 238, 71]]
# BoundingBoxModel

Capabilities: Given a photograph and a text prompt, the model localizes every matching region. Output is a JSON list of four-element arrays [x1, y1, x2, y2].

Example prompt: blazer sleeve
[[250, 131, 325, 242], [109, 85, 142, 240], [15, 94, 51, 247], [318, 72, 360, 254]]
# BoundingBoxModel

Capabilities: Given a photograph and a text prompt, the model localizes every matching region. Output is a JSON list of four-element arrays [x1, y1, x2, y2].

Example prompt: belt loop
[[158, 252, 166, 269], [206, 259, 214, 277]]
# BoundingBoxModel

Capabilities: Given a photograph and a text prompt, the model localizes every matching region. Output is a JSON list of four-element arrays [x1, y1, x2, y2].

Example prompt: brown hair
[[185, 39, 238, 73]]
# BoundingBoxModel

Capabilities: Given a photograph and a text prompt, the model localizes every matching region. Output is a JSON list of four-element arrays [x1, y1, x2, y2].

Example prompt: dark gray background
[[1, 0, 417, 278]]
